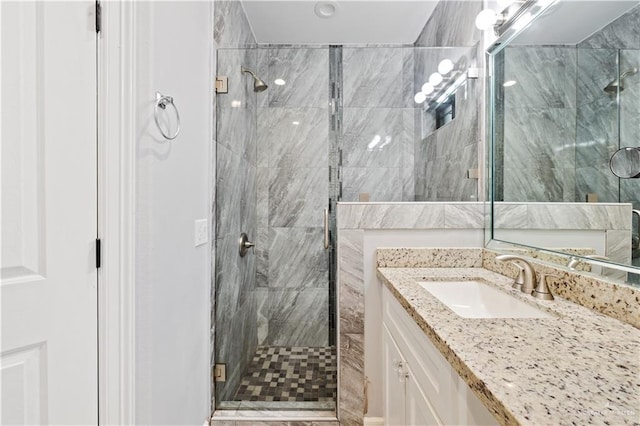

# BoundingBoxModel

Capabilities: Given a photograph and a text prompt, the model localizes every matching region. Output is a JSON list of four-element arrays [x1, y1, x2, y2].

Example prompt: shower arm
[[241, 66, 257, 78]]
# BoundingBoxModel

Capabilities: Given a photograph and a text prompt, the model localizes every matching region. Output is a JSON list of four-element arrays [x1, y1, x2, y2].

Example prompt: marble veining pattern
[[267, 227, 327, 289], [504, 47, 577, 110], [340, 46, 414, 203], [338, 202, 491, 230], [494, 202, 631, 230], [214, 0, 257, 48], [413, 0, 482, 47], [215, 44, 259, 404], [377, 266, 640, 425], [579, 5, 640, 49], [257, 287, 329, 347], [258, 107, 328, 169], [259, 48, 329, 109], [337, 230, 365, 425], [268, 167, 327, 228], [341, 168, 403, 203], [255, 47, 330, 348], [414, 44, 481, 202], [501, 46, 578, 203], [342, 47, 403, 108], [341, 108, 404, 169]]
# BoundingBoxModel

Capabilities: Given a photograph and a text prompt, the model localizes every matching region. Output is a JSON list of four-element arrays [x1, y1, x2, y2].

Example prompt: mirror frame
[[485, 0, 640, 279]]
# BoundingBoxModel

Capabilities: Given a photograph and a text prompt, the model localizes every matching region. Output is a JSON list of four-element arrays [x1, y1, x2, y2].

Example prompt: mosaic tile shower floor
[[234, 346, 337, 402]]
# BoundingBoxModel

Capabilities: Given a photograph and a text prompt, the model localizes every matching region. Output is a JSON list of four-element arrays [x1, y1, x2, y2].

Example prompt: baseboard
[[364, 417, 384, 426]]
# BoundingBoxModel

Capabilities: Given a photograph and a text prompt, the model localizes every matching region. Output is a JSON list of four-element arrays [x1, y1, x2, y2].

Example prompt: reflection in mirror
[[489, 0, 640, 285], [610, 147, 640, 178]]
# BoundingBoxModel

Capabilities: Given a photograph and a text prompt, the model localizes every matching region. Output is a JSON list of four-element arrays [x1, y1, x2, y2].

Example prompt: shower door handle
[[323, 209, 330, 250]]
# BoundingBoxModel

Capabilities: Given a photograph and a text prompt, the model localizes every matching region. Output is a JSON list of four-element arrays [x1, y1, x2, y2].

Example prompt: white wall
[[134, 2, 213, 424]]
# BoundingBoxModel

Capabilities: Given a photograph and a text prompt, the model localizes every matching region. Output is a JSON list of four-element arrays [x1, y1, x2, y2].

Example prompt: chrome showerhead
[[241, 66, 268, 93], [604, 67, 637, 93]]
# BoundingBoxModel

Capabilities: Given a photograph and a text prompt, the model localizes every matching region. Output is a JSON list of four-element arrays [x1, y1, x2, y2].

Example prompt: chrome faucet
[[567, 254, 610, 270], [495, 254, 538, 294]]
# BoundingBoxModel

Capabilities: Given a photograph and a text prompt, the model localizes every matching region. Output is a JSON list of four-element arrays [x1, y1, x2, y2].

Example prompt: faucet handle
[[508, 262, 525, 291], [532, 273, 560, 301]]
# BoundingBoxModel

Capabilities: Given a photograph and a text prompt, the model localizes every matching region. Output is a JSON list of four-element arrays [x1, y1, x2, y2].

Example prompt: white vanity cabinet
[[382, 285, 497, 426]]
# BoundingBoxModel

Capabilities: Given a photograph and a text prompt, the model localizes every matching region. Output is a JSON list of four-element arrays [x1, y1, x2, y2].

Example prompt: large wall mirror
[[488, 0, 640, 283]]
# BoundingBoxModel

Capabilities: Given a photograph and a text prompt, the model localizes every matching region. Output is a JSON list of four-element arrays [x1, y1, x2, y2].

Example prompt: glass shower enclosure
[[213, 46, 339, 410]]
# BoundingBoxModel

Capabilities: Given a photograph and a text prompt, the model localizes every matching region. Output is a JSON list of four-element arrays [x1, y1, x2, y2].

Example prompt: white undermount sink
[[419, 280, 554, 319]]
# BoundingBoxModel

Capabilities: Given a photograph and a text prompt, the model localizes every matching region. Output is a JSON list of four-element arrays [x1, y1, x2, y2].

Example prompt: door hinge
[[96, 238, 101, 269], [215, 76, 228, 94], [213, 364, 226, 382], [95, 1, 102, 34]]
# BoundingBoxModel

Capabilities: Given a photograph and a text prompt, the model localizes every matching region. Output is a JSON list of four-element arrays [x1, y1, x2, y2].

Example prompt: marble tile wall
[[213, 0, 259, 407], [255, 47, 330, 347], [574, 47, 619, 202], [619, 49, 640, 207], [413, 45, 481, 202], [575, 6, 640, 237], [341, 47, 415, 202], [214, 0, 257, 48], [215, 47, 259, 402], [413, 0, 483, 48], [500, 5, 640, 206], [410, 0, 483, 203], [578, 5, 640, 50], [501, 46, 577, 202]]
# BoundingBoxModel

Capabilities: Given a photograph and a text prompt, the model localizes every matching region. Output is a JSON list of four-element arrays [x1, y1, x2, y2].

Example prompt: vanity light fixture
[[421, 82, 435, 95], [274, 79, 286, 86], [414, 92, 427, 104], [429, 72, 443, 86], [435, 73, 467, 105], [475, 0, 528, 33], [475, 8, 504, 31], [438, 59, 454, 75]]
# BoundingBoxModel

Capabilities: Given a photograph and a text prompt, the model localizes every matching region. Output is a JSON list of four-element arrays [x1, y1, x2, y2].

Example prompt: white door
[[1, 1, 98, 424]]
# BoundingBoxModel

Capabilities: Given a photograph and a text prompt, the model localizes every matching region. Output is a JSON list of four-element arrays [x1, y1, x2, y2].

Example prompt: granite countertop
[[376, 267, 640, 426]]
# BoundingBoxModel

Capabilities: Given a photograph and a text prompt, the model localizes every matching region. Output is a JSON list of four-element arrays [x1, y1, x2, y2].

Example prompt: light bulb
[[421, 82, 434, 95], [414, 92, 427, 104], [274, 79, 286, 86], [475, 8, 498, 30], [503, 80, 517, 87], [429, 72, 443, 86], [438, 59, 454, 75]]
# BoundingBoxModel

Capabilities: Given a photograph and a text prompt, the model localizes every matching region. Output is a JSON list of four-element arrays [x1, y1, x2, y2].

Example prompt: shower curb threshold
[[211, 409, 338, 423]]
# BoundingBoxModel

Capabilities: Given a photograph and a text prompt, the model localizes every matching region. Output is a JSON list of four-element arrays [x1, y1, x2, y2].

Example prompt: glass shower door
[[618, 49, 640, 273], [214, 46, 337, 411]]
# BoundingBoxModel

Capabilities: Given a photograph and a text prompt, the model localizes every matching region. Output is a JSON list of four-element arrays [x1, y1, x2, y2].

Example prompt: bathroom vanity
[[375, 250, 640, 426]]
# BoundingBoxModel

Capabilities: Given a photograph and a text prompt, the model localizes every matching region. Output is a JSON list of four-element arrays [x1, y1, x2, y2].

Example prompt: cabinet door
[[383, 325, 405, 425], [405, 364, 443, 426]]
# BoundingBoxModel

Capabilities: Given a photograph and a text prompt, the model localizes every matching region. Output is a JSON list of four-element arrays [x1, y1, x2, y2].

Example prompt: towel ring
[[154, 92, 181, 140]]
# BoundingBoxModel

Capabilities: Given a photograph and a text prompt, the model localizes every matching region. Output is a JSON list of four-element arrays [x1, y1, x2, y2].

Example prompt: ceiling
[[240, 0, 440, 45], [512, 0, 640, 45]]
